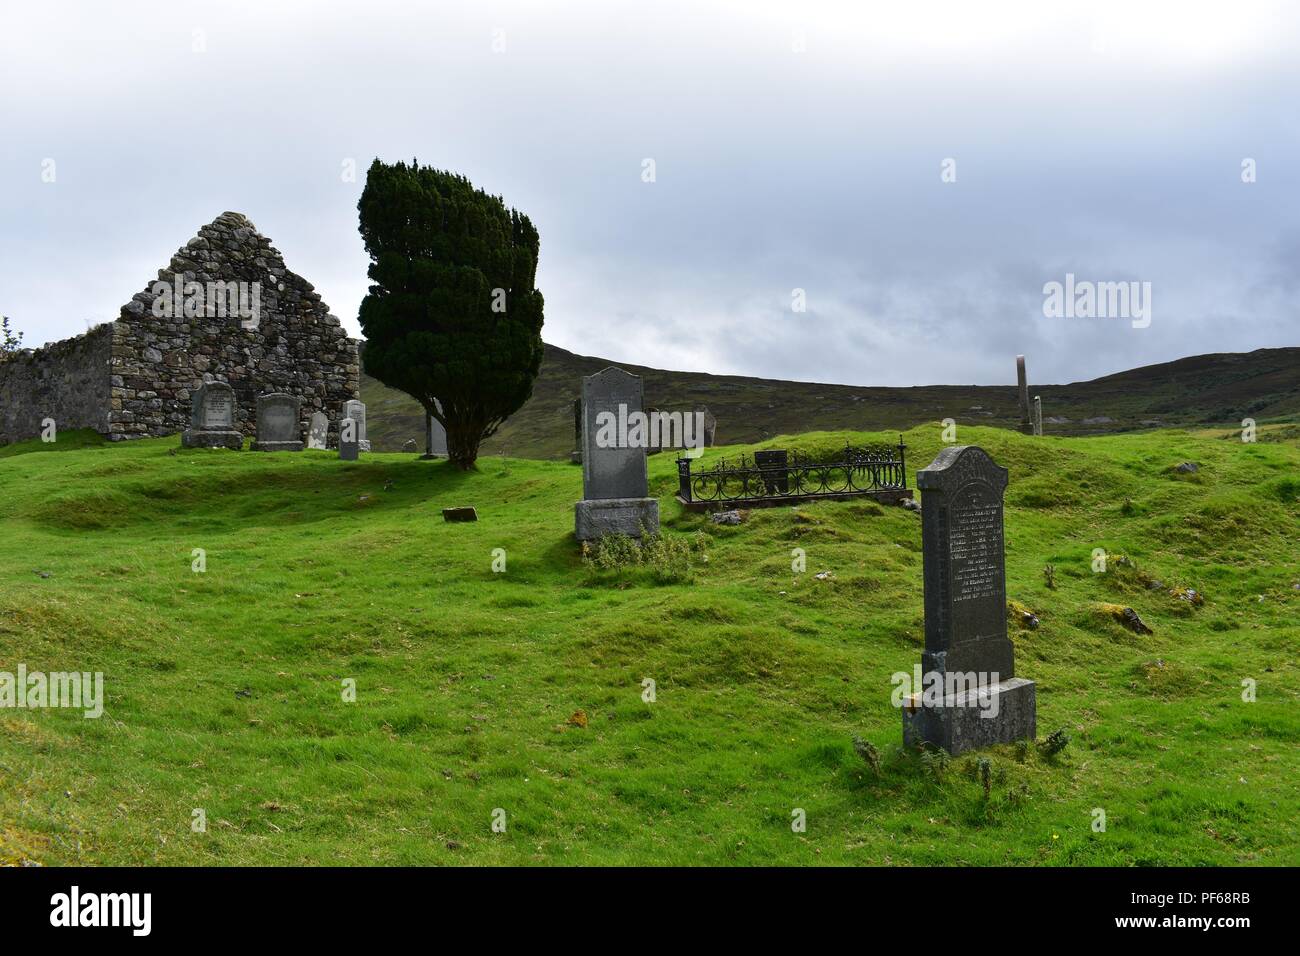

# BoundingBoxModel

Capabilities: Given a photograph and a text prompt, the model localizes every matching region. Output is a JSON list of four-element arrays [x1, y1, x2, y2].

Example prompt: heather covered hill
[[362, 344, 1300, 456]]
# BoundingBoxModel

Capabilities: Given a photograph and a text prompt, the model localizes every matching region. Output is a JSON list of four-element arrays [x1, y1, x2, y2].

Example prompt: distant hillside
[[362, 344, 1300, 457]]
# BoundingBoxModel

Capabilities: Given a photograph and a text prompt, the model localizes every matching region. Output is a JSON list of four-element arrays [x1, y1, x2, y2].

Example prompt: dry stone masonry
[[0, 212, 359, 446]]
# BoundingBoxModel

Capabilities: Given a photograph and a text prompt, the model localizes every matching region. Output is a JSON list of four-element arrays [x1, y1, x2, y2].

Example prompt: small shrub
[[977, 757, 992, 798], [580, 526, 709, 583], [1043, 563, 1056, 589], [920, 747, 951, 782], [1040, 728, 1070, 758], [852, 736, 881, 777]]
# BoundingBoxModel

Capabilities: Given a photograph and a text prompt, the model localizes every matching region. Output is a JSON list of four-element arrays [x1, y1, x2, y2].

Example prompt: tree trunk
[[446, 417, 482, 470]]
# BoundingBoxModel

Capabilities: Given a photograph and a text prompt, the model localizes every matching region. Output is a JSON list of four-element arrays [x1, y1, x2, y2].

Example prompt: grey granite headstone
[[343, 399, 370, 452], [338, 417, 359, 461], [698, 406, 717, 447], [574, 366, 658, 540], [251, 393, 303, 452], [1016, 355, 1033, 435], [306, 411, 329, 450], [901, 445, 1036, 754], [181, 382, 243, 450], [422, 401, 447, 459]]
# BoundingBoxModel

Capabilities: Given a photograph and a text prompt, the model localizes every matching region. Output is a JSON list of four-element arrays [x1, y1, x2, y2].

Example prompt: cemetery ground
[[0, 424, 1296, 866]]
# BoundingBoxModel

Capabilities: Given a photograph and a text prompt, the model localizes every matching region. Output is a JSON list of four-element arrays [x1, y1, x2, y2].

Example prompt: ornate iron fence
[[676, 439, 908, 508]]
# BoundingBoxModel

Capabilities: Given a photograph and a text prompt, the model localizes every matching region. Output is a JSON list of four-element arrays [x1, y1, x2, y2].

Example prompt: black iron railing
[[677, 439, 907, 506]]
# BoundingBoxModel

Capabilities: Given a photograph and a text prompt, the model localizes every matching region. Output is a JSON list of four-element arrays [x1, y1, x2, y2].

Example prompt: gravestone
[[252, 393, 303, 451], [181, 382, 243, 449], [574, 366, 659, 540], [338, 417, 359, 461], [422, 401, 447, 459], [306, 411, 329, 450], [342, 399, 370, 452], [1016, 355, 1033, 435], [753, 449, 790, 494], [442, 507, 477, 522], [698, 406, 717, 447], [901, 445, 1036, 754], [1032, 396, 1043, 437]]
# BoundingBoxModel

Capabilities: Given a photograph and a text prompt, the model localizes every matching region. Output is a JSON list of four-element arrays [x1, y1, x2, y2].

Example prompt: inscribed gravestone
[[901, 445, 1035, 754], [423, 400, 447, 459], [181, 382, 243, 450], [307, 411, 329, 450], [343, 399, 370, 452], [338, 417, 359, 461], [575, 366, 658, 540], [252, 393, 303, 452], [698, 406, 717, 447]]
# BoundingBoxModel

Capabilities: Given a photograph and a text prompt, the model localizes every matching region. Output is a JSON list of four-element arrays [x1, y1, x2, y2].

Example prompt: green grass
[[1, 424, 1297, 865]]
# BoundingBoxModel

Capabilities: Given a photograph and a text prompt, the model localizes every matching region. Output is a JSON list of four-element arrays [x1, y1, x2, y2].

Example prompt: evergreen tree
[[357, 159, 544, 468]]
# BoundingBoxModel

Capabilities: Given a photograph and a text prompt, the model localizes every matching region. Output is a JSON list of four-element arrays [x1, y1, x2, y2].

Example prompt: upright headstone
[[901, 445, 1036, 754], [574, 367, 659, 540], [343, 399, 370, 452], [181, 382, 243, 450], [251, 393, 303, 452], [1016, 355, 1032, 435], [306, 411, 329, 450], [422, 400, 447, 459], [698, 406, 717, 447], [338, 417, 359, 461], [1032, 396, 1043, 437], [571, 397, 582, 464]]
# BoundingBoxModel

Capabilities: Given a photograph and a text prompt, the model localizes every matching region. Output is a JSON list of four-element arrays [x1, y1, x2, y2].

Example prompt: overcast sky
[[2, 0, 1297, 387]]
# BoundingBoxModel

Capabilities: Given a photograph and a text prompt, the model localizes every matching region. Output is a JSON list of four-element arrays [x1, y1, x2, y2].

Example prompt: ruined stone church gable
[[110, 212, 359, 440]]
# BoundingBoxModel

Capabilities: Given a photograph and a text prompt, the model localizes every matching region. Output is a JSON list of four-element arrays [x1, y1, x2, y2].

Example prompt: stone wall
[[0, 325, 113, 443], [0, 211, 359, 446]]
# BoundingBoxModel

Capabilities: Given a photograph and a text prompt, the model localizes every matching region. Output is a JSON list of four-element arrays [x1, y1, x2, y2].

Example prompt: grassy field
[[1, 423, 1297, 866]]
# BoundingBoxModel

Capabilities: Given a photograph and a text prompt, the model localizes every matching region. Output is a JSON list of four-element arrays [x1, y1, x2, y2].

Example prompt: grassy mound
[[0, 424, 1296, 865]]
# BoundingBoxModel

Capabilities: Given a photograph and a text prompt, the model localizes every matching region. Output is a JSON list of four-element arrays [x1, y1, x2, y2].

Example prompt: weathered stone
[[251, 393, 302, 452], [338, 417, 359, 461], [575, 497, 659, 539], [575, 367, 658, 540], [306, 411, 329, 450], [1016, 354, 1032, 435], [1032, 395, 1043, 436], [421, 401, 447, 459], [442, 507, 478, 522], [343, 399, 370, 452], [181, 382, 243, 450]]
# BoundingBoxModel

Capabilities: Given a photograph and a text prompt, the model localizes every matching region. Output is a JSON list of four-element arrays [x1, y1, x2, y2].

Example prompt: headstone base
[[902, 677, 1036, 755], [575, 497, 659, 541], [419, 453, 442, 460], [182, 429, 243, 450], [251, 440, 304, 453]]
